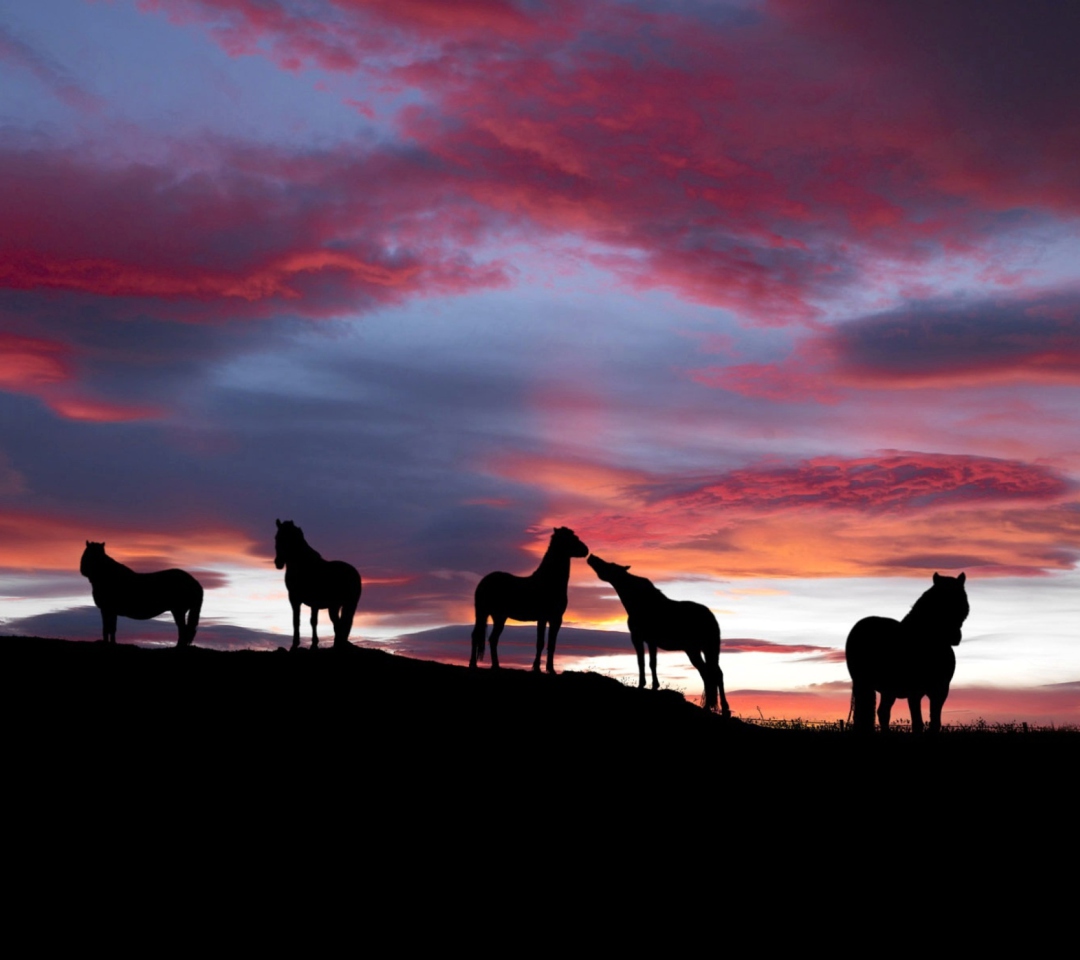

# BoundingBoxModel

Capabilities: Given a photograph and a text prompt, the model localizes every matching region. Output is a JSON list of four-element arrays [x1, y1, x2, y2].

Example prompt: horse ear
[[933, 572, 942, 584], [86, 540, 90, 547], [958, 572, 966, 584], [621, 564, 631, 572], [276, 518, 281, 528]]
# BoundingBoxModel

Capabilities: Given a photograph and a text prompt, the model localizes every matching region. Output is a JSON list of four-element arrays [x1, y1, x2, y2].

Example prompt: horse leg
[[104, 610, 117, 644], [877, 694, 895, 733], [687, 648, 714, 709], [852, 680, 876, 735], [716, 664, 731, 720], [908, 696, 925, 734], [649, 643, 659, 691], [171, 609, 186, 647], [928, 687, 949, 734], [633, 637, 646, 688], [336, 591, 359, 648], [290, 597, 301, 651], [310, 606, 320, 650], [546, 616, 562, 674], [533, 619, 546, 672], [488, 617, 506, 669]]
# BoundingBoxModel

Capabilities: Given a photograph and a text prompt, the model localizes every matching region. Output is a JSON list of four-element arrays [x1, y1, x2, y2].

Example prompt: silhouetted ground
[[5, 635, 1074, 882]]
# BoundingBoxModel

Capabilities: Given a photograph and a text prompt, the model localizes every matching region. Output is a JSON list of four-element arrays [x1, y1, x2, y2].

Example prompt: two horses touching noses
[[846, 572, 969, 734], [470, 528, 732, 717]]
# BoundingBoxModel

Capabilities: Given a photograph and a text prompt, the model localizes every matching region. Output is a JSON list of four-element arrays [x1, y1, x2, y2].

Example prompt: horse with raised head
[[79, 541, 203, 646], [846, 572, 969, 734], [588, 554, 731, 716], [274, 519, 362, 651], [471, 526, 589, 673]]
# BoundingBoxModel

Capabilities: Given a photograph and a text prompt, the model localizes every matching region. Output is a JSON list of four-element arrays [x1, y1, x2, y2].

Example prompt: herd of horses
[[77, 521, 971, 733]]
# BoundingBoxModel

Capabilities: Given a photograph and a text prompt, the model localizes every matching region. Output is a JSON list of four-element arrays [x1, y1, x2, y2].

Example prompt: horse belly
[[477, 573, 560, 623]]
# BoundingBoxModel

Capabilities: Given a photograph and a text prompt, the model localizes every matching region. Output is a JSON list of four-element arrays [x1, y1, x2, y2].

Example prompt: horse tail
[[846, 618, 878, 734], [471, 616, 487, 663], [334, 571, 362, 647], [185, 581, 203, 646]]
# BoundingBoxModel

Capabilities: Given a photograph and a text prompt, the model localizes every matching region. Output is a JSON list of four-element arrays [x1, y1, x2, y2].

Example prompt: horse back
[[94, 568, 202, 620], [628, 597, 719, 653], [287, 559, 361, 609], [846, 615, 955, 698], [475, 570, 565, 622]]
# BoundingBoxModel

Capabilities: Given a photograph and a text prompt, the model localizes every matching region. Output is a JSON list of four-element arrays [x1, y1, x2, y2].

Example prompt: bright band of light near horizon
[[0, 1, 1078, 724]]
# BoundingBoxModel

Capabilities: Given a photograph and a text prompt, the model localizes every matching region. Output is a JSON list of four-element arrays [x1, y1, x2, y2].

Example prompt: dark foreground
[[5, 635, 1075, 882]]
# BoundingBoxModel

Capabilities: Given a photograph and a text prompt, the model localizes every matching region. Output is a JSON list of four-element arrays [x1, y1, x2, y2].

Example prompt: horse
[[79, 541, 203, 646], [587, 554, 731, 716], [274, 519, 362, 651], [846, 572, 969, 734], [470, 526, 589, 673]]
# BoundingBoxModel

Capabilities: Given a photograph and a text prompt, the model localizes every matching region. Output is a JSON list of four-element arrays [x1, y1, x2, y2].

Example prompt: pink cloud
[[0, 145, 511, 320], [131, 1, 1080, 323]]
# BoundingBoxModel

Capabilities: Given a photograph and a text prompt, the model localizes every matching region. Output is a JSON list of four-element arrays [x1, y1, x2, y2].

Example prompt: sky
[[1, 0, 1078, 725]]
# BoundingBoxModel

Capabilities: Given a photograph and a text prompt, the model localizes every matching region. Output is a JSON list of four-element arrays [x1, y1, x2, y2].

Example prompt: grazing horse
[[846, 572, 969, 734], [471, 526, 589, 673], [275, 519, 362, 651], [79, 541, 203, 646], [588, 555, 731, 716]]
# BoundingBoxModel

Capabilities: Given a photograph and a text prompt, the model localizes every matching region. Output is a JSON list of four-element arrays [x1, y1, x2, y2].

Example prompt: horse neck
[[533, 547, 571, 584], [902, 596, 961, 637], [88, 553, 130, 583], [285, 540, 323, 569], [613, 575, 659, 612]]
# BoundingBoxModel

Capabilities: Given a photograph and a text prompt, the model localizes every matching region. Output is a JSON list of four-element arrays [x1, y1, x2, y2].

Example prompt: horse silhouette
[[79, 541, 203, 646], [471, 526, 589, 673], [846, 572, 969, 734], [274, 519, 362, 651], [587, 554, 731, 716]]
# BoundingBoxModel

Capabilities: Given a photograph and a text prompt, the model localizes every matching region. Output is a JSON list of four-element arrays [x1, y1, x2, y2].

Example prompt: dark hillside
[[5, 635, 1074, 868]]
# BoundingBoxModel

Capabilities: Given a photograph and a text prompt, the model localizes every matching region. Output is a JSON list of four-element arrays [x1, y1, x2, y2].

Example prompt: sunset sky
[[2, 0, 1078, 724]]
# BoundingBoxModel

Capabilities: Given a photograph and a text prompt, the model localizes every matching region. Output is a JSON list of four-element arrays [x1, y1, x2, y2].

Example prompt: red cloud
[[0, 145, 511, 321], [131, 1, 1080, 324], [633, 453, 1071, 514], [0, 333, 70, 390], [0, 332, 158, 422], [494, 451, 1078, 578]]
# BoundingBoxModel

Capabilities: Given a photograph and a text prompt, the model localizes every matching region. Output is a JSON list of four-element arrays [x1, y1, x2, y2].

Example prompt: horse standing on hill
[[471, 526, 589, 673], [79, 541, 203, 646], [846, 572, 969, 734], [587, 554, 731, 716], [274, 519, 362, 651]]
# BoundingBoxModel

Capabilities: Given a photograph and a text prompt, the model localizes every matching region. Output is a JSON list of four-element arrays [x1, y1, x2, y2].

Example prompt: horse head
[[587, 554, 630, 584], [929, 571, 969, 645], [80, 541, 107, 578], [274, 519, 304, 570], [552, 526, 589, 559]]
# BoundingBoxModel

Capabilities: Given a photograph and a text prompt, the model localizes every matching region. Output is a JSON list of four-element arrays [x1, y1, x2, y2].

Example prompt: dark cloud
[[0, 24, 103, 112], [829, 295, 1080, 386]]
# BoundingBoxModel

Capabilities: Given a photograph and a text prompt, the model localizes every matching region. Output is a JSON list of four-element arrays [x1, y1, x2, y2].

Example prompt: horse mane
[[81, 542, 131, 580], [903, 578, 969, 628], [278, 521, 324, 562]]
